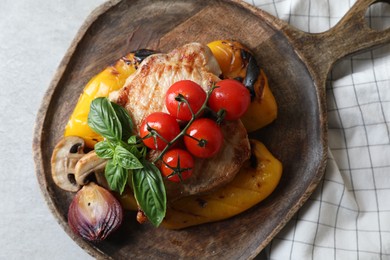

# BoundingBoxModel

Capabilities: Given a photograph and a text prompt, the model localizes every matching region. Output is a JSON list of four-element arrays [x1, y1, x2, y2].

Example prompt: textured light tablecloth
[[253, 0, 390, 259], [1, 0, 388, 259]]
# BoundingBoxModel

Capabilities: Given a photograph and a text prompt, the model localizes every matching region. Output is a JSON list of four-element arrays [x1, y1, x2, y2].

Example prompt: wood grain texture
[[32, 0, 390, 259]]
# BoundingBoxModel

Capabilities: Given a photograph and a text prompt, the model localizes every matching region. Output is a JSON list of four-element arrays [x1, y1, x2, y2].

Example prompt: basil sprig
[[133, 159, 167, 226], [87, 97, 166, 227]]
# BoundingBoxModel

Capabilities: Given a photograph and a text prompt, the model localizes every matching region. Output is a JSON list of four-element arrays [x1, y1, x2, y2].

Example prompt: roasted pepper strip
[[162, 139, 282, 229], [240, 69, 277, 132], [64, 51, 155, 148], [118, 140, 282, 229], [206, 40, 249, 79], [207, 40, 277, 132]]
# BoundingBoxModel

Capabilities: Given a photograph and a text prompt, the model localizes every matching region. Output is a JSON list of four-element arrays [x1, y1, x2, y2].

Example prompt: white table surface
[[0, 1, 103, 259]]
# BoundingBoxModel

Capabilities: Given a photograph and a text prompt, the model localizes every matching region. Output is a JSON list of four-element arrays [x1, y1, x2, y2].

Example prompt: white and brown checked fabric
[[247, 0, 390, 259]]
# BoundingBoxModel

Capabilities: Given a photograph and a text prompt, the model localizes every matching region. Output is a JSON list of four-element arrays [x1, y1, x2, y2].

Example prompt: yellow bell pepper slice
[[207, 40, 278, 132], [119, 140, 282, 229], [206, 40, 248, 79], [240, 69, 277, 132], [64, 53, 138, 148], [118, 187, 138, 211], [161, 139, 282, 229]]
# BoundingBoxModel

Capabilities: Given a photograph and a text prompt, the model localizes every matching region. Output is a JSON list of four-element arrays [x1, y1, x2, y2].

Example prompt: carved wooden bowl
[[33, 0, 390, 258]]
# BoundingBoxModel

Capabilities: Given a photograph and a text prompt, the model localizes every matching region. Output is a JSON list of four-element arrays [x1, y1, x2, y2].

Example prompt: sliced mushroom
[[74, 151, 108, 189], [51, 136, 85, 192]]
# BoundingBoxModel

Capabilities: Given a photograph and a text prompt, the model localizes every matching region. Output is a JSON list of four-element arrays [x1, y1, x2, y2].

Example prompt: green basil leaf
[[127, 136, 145, 158], [132, 160, 166, 227], [88, 97, 122, 142], [130, 146, 142, 159], [105, 159, 128, 194], [112, 102, 133, 141], [127, 135, 139, 145], [94, 140, 114, 159], [114, 145, 143, 170]]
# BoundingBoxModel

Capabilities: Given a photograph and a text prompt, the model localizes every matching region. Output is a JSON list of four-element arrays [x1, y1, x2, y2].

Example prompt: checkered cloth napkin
[[246, 0, 390, 259]]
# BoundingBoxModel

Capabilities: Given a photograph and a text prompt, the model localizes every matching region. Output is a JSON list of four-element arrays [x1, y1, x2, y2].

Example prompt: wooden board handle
[[282, 0, 390, 87]]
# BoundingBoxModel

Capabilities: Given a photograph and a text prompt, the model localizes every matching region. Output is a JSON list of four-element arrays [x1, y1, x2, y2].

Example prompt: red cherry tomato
[[208, 79, 251, 120], [165, 80, 206, 121], [161, 149, 194, 182], [184, 118, 223, 158], [139, 112, 180, 150]]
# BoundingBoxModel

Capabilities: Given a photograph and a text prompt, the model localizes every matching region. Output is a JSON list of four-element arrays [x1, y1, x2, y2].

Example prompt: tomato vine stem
[[152, 84, 218, 163]]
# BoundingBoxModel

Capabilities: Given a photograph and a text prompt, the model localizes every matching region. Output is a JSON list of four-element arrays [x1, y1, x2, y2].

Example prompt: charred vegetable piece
[[64, 50, 156, 148], [207, 40, 277, 132], [207, 39, 258, 96], [240, 69, 277, 132], [161, 140, 282, 229], [207, 40, 249, 80]]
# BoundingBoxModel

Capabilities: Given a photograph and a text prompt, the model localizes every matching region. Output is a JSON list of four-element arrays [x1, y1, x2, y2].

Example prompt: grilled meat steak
[[110, 42, 250, 200]]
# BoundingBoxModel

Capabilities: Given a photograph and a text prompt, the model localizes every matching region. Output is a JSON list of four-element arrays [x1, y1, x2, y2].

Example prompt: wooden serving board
[[33, 0, 390, 259]]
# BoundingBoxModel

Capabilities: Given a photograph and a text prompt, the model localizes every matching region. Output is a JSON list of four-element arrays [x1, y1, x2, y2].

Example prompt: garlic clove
[[68, 182, 123, 242]]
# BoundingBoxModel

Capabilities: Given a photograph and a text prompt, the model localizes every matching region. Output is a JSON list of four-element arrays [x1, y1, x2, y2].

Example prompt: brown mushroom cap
[[51, 136, 85, 192]]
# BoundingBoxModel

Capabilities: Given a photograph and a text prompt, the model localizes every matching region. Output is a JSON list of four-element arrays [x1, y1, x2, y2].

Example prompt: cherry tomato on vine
[[208, 79, 251, 120], [184, 118, 223, 158], [161, 149, 194, 182], [139, 112, 180, 150], [165, 80, 206, 121]]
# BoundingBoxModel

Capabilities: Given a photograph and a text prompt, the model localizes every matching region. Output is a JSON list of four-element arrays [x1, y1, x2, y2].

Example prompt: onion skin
[[68, 182, 123, 242]]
